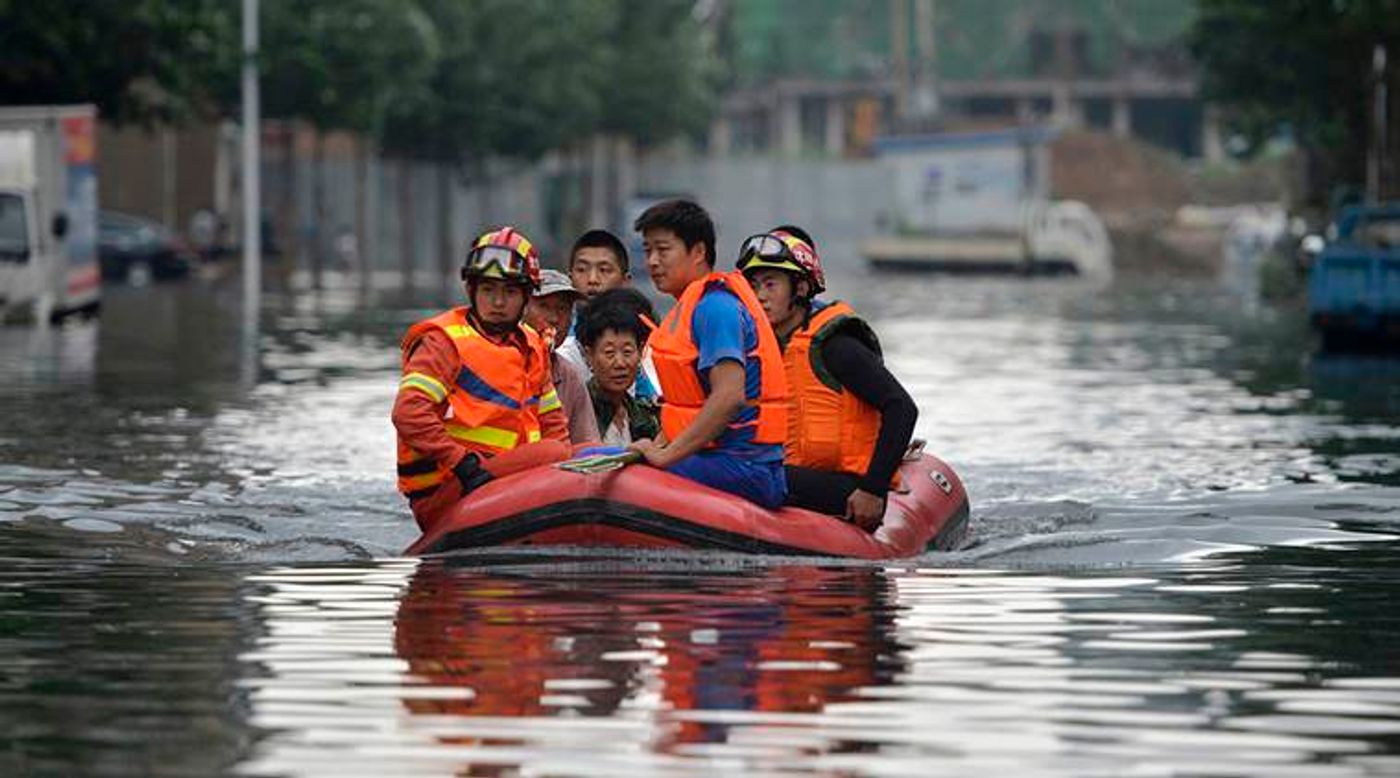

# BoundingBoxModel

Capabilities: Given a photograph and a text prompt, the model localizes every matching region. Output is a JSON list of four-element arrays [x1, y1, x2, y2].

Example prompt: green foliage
[[382, 0, 610, 164], [1190, 0, 1400, 182], [0, 0, 718, 160], [0, 0, 235, 125], [382, 0, 718, 167], [598, 0, 720, 145], [1258, 244, 1305, 302], [725, 0, 1196, 84], [257, 0, 439, 132]]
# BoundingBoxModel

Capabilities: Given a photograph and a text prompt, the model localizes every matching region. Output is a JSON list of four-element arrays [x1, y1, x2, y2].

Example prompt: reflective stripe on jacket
[[649, 271, 787, 447], [395, 307, 554, 498]]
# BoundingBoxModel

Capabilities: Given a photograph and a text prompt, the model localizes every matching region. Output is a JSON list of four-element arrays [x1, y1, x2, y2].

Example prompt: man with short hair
[[626, 200, 788, 509], [524, 269, 600, 445], [568, 229, 631, 300], [559, 228, 658, 400]]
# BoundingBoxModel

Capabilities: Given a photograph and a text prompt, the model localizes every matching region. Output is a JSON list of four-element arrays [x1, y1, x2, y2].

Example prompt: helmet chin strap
[[789, 272, 813, 315], [466, 280, 524, 336]]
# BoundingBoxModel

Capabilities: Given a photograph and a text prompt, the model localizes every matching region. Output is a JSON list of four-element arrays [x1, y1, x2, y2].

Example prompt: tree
[[381, 0, 611, 166], [257, 0, 438, 134], [1189, 0, 1400, 204], [379, 0, 615, 292], [377, 0, 721, 290], [0, 0, 234, 125], [599, 0, 720, 146], [252, 0, 438, 286]]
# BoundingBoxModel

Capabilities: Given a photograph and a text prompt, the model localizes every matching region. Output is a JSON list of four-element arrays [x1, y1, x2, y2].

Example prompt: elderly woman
[[576, 288, 660, 446]]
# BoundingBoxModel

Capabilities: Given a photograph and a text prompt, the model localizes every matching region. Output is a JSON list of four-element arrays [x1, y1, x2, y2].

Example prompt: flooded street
[[3, 271, 1400, 775]]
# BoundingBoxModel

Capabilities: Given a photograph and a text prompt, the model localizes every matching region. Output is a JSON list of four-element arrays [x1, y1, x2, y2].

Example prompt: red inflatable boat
[[405, 452, 969, 559]]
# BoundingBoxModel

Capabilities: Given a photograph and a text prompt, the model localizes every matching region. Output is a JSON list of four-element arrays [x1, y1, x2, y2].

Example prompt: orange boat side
[[406, 453, 969, 559]]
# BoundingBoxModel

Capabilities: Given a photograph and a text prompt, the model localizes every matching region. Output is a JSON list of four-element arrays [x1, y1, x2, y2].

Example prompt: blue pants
[[577, 447, 787, 509]]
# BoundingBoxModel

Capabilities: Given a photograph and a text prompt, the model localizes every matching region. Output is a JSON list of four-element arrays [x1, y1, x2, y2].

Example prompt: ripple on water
[[181, 559, 1400, 775]]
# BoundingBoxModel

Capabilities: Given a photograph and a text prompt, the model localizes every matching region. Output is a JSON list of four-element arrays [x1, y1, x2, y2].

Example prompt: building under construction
[[709, 0, 1213, 160]]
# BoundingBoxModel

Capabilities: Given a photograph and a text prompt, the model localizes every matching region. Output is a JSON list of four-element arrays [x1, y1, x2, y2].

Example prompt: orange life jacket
[[649, 271, 788, 447], [783, 300, 891, 484], [396, 307, 556, 499]]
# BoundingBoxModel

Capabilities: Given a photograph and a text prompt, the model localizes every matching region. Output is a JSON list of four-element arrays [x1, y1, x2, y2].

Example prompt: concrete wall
[[633, 156, 893, 281]]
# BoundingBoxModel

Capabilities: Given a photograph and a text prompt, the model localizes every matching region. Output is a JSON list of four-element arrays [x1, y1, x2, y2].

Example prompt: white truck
[[0, 104, 100, 323]]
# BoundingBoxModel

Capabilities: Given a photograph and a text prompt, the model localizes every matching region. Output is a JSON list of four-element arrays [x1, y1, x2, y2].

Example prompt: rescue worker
[[391, 227, 571, 530], [524, 269, 600, 445], [627, 200, 788, 509], [736, 225, 918, 529]]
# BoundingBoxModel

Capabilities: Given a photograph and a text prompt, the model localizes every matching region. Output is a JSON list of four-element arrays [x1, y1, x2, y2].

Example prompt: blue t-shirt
[[690, 286, 782, 463]]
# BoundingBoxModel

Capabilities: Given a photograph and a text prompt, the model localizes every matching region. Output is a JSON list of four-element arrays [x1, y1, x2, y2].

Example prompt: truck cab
[[0, 105, 100, 324], [0, 136, 43, 318], [1308, 203, 1400, 347]]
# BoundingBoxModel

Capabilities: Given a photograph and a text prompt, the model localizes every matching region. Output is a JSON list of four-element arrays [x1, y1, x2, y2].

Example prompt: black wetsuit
[[783, 324, 918, 516]]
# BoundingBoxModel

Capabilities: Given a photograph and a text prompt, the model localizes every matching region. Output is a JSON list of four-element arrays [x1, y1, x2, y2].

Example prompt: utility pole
[[242, 0, 261, 332], [911, 0, 939, 121], [1368, 44, 1388, 203], [890, 0, 909, 126]]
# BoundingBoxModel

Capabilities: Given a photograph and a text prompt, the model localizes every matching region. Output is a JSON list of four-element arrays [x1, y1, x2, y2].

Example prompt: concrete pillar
[[708, 117, 731, 157], [614, 136, 636, 211], [778, 96, 802, 156], [588, 134, 608, 227], [214, 121, 233, 220], [1050, 83, 1082, 129], [161, 126, 177, 231], [1202, 105, 1226, 162], [1016, 97, 1037, 123], [1111, 96, 1132, 138], [824, 96, 845, 156]]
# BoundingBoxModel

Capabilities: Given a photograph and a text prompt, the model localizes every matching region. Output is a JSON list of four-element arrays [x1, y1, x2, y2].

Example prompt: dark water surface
[[2, 274, 1400, 776]]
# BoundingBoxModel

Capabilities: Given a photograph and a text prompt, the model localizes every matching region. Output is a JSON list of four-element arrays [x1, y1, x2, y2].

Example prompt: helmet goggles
[[464, 244, 531, 282], [462, 227, 541, 288], [736, 230, 825, 294]]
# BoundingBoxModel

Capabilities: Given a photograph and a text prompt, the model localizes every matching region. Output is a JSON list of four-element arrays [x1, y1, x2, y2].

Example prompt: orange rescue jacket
[[396, 307, 557, 498], [649, 271, 788, 447], [783, 300, 890, 484]]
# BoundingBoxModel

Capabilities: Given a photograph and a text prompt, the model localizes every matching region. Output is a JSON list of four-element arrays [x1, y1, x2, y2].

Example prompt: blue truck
[[1308, 203, 1400, 348]]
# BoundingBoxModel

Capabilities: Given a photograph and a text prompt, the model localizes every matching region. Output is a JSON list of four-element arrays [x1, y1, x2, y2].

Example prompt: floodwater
[[2, 270, 1399, 776]]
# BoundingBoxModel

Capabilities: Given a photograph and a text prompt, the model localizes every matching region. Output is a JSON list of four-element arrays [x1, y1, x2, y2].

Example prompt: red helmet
[[462, 226, 542, 290], [735, 229, 826, 295]]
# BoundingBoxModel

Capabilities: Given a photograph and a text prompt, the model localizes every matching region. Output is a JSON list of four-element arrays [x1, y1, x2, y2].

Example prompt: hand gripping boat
[[405, 447, 970, 559]]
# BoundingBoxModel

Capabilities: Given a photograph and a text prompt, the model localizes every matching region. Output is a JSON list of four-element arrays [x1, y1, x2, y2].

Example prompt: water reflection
[[0, 557, 250, 776], [233, 553, 1400, 776], [95, 284, 250, 411], [393, 559, 898, 736]]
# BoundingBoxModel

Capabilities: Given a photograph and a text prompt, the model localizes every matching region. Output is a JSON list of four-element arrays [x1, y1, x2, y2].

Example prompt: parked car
[[98, 210, 196, 284]]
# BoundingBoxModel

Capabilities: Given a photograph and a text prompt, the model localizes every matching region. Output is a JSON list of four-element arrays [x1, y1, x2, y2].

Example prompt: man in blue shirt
[[626, 200, 789, 508]]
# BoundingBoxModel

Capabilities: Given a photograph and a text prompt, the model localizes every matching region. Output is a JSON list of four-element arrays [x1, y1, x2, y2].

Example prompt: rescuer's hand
[[846, 488, 886, 531], [453, 453, 493, 494], [627, 438, 673, 469]]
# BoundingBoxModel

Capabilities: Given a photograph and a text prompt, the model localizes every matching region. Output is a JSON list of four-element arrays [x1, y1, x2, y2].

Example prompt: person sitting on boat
[[524, 269, 600, 446], [569, 228, 632, 301], [626, 199, 789, 509], [558, 229, 660, 401], [737, 225, 918, 530], [576, 287, 661, 446], [392, 227, 572, 530]]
